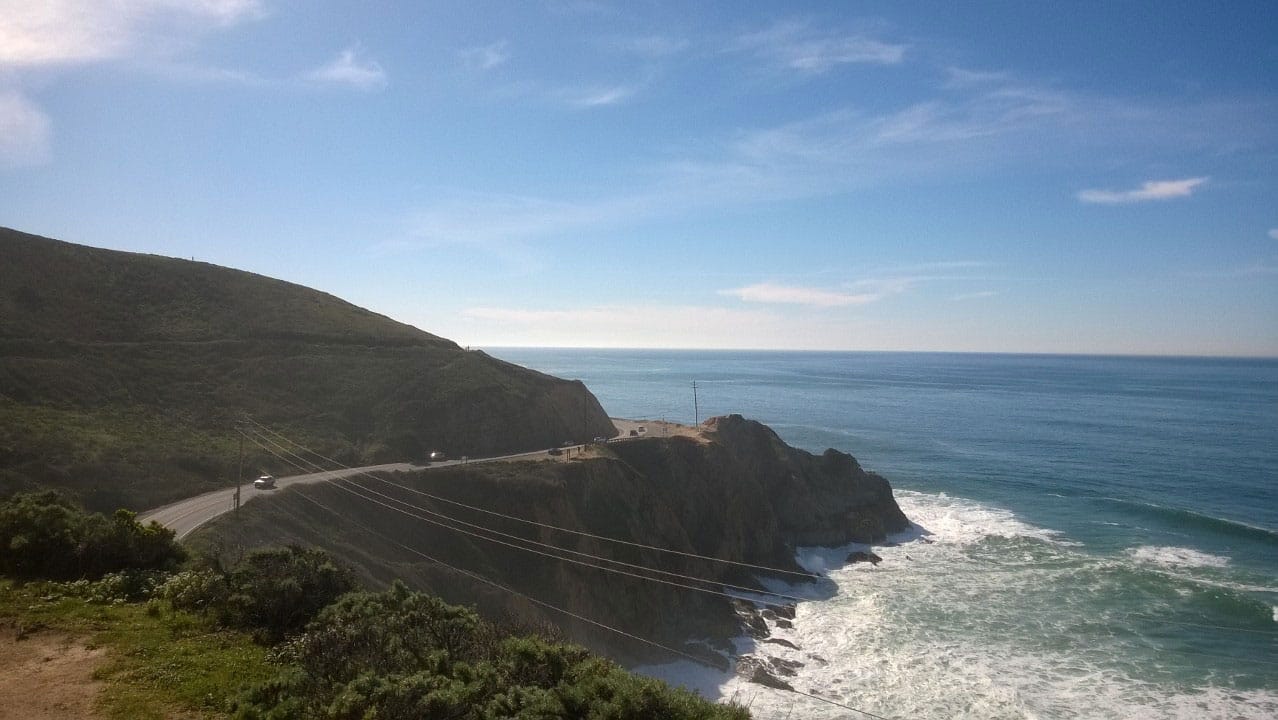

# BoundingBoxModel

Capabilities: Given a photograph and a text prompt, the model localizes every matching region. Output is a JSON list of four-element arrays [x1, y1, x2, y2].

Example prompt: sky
[[1, 1, 1276, 356]]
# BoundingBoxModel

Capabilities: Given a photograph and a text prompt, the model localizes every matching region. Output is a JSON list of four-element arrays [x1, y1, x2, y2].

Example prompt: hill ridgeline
[[0, 227, 614, 510]]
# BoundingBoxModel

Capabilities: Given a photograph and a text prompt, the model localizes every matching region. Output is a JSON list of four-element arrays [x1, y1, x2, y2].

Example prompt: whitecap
[[1126, 545, 1231, 569]]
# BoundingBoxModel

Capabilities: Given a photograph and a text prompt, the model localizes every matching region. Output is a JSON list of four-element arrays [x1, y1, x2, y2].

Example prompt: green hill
[[0, 227, 615, 511]]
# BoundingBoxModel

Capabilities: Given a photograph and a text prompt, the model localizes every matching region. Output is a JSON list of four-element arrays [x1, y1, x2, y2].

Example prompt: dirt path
[[0, 628, 105, 720]]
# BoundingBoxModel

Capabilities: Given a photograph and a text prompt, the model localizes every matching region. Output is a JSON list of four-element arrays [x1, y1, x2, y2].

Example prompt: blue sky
[[2, 1, 1276, 355]]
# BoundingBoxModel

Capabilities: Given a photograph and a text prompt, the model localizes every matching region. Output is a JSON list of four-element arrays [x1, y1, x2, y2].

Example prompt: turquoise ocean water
[[490, 349, 1277, 719]]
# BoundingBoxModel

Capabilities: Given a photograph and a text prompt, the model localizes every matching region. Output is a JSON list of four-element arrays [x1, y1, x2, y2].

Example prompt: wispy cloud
[[943, 67, 1011, 88], [607, 35, 689, 58], [734, 19, 906, 73], [395, 68, 1271, 263], [460, 41, 509, 71], [307, 46, 387, 90], [952, 290, 1000, 301], [564, 85, 637, 108], [1077, 177, 1208, 205], [720, 282, 880, 307], [0, 0, 263, 67], [1268, 229, 1278, 241], [458, 303, 868, 350], [0, 0, 265, 163], [0, 89, 51, 166]]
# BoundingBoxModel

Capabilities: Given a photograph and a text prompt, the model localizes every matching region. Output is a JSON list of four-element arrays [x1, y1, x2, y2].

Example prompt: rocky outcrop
[[199, 413, 911, 665], [847, 551, 883, 566]]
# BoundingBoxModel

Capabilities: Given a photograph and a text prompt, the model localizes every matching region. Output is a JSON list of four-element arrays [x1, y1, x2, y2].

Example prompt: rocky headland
[[196, 413, 912, 672]]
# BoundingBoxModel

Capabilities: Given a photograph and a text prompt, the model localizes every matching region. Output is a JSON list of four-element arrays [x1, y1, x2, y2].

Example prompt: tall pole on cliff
[[234, 430, 243, 514], [692, 381, 699, 426]]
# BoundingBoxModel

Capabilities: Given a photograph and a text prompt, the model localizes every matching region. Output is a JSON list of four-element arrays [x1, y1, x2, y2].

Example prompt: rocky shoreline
[[194, 413, 913, 669]]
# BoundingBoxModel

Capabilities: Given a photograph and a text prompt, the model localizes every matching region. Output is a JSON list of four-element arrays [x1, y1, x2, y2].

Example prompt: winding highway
[[139, 463, 423, 539], [139, 418, 680, 540]]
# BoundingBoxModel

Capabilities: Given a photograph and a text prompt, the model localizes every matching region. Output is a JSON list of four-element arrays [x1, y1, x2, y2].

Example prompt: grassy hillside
[[0, 228, 615, 511]]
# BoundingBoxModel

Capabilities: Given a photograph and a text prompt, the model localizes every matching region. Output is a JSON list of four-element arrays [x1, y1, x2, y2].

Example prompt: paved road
[[141, 419, 645, 540], [139, 445, 588, 539], [139, 463, 423, 539]]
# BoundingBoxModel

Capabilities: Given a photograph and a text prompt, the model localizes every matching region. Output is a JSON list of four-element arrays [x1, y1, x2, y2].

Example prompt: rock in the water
[[847, 550, 883, 565], [766, 603, 796, 619], [763, 637, 800, 650], [775, 618, 793, 629], [771, 657, 804, 677], [736, 657, 795, 691], [731, 599, 771, 639]]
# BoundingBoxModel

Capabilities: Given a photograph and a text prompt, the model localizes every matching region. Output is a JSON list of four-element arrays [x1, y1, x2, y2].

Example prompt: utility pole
[[692, 381, 699, 426], [234, 431, 243, 514]]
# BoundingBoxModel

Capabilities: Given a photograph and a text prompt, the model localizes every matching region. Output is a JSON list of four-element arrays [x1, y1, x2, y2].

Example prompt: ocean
[[489, 349, 1277, 719]]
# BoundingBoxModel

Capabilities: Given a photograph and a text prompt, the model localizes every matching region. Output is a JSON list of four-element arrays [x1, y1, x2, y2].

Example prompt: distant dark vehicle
[[629, 429, 638, 437], [548, 448, 563, 456], [429, 451, 447, 461], [593, 436, 607, 443], [253, 474, 276, 490], [638, 426, 646, 434]]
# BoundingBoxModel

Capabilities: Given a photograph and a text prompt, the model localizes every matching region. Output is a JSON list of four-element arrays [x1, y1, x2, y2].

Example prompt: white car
[[253, 474, 276, 489]]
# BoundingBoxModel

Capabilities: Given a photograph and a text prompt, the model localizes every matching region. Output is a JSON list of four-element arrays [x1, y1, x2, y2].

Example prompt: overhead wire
[[267, 468, 897, 720], [240, 414, 826, 581], [237, 426, 811, 605], [238, 418, 1278, 715]]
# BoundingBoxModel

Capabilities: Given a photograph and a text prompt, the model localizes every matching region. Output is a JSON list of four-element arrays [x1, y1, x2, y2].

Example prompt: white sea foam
[[641, 490, 1278, 720], [1127, 545, 1231, 569], [894, 489, 1077, 546]]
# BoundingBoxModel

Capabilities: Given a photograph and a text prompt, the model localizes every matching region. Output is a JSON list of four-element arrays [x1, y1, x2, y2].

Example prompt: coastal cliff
[[195, 414, 911, 663]]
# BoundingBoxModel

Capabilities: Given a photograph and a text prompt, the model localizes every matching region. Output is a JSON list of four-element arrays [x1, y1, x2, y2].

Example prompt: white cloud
[[0, 0, 263, 67], [460, 41, 509, 71], [459, 303, 864, 350], [1077, 177, 1208, 205], [307, 46, 387, 90], [952, 290, 1000, 301], [943, 67, 1010, 88], [721, 282, 879, 307], [608, 35, 688, 58], [735, 20, 906, 73], [0, 89, 51, 166], [397, 70, 1270, 262], [566, 85, 636, 108], [1268, 228, 1278, 241]]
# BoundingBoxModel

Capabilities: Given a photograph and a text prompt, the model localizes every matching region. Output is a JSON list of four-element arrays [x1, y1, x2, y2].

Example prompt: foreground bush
[[0, 491, 185, 580], [235, 582, 748, 720], [163, 546, 356, 642]]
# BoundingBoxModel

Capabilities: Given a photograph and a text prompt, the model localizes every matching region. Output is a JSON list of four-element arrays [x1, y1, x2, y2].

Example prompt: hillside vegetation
[[0, 227, 614, 511], [0, 492, 741, 719]]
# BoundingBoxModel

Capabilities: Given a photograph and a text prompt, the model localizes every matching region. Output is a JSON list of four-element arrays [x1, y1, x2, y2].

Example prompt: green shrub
[[0, 490, 185, 580], [159, 568, 230, 613], [235, 582, 749, 720], [219, 545, 356, 642], [54, 569, 168, 603]]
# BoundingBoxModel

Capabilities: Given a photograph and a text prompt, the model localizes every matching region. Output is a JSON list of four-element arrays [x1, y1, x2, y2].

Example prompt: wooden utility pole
[[234, 431, 243, 514], [692, 381, 699, 426]]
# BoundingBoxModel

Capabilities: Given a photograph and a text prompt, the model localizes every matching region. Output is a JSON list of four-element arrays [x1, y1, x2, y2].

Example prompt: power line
[[270, 472, 897, 720], [237, 427, 810, 605], [240, 415, 825, 581]]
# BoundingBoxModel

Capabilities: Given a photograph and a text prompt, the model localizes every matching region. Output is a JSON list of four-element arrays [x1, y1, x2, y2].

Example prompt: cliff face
[[0, 227, 614, 510], [197, 415, 911, 663]]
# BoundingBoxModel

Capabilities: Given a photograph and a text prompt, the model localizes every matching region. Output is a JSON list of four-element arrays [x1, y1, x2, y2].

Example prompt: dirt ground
[[610, 417, 707, 442], [0, 627, 104, 720]]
